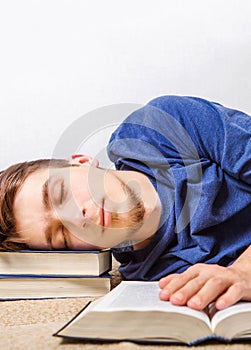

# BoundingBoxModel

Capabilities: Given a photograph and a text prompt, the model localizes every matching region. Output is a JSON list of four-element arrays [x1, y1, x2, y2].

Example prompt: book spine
[[189, 334, 230, 345]]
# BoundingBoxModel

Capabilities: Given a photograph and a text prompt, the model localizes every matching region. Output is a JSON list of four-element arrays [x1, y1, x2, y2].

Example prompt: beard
[[110, 183, 146, 240]]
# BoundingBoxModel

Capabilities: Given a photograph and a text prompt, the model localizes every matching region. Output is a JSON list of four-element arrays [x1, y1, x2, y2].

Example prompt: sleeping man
[[0, 95, 251, 311]]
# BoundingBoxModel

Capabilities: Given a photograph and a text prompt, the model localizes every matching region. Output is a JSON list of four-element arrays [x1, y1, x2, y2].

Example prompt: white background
[[0, 0, 250, 169]]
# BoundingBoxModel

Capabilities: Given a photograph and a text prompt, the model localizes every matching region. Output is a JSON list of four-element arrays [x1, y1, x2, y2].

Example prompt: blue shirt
[[107, 96, 251, 280]]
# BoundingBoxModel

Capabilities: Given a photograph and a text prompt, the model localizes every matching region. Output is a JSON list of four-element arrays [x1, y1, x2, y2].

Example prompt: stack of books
[[0, 249, 111, 300]]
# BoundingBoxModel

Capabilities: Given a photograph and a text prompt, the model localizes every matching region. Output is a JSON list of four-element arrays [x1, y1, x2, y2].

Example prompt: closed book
[[0, 249, 111, 276], [55, 281, 251, 345], [0, 274, 111, 300]]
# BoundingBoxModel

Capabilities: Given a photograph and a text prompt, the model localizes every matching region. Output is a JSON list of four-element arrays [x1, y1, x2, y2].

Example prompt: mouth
[[101, 200, 111, 228]]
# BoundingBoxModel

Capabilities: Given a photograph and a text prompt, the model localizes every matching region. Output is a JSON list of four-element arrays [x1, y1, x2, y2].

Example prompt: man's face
[[13, 164, 145, 250]]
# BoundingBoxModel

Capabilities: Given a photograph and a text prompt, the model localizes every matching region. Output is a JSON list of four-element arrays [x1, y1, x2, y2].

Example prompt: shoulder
[[147, 95, 217, 112]]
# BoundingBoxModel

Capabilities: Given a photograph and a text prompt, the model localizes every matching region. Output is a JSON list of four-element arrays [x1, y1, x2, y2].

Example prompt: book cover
[[0, 274, 111, 300], [0, 249, 111, 276]]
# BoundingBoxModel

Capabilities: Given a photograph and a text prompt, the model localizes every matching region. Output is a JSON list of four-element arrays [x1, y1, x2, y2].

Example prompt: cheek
[[69, 172, 91, 202], [66, 219, 108, 249], [68, 231, 102, 250], [70, 185, 101, 212], [70, 187, 84, 207]]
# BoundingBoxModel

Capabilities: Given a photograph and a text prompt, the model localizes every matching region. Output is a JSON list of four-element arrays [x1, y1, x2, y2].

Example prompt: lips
[[102, 200, 111, 228], [101, 201, 105, 227]]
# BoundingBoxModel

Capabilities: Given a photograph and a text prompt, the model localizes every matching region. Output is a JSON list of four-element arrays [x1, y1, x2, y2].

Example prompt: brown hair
[[0, 159, 70, 251]]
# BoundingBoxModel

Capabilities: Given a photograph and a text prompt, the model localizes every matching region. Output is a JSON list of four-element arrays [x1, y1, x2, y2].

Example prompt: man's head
[[0, 159, 70, 250], [0, 155, 155, 251]]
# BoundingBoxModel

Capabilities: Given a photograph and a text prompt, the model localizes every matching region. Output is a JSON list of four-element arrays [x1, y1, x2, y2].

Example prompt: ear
[[70, 154, 99, 167]]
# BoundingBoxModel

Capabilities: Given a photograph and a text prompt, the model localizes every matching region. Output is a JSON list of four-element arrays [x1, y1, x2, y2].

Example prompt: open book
[[55, 281, 251, 345]]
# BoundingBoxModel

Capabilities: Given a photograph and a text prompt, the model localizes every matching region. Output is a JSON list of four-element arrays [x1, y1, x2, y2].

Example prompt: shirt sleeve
[[148, 96, 251, 186]]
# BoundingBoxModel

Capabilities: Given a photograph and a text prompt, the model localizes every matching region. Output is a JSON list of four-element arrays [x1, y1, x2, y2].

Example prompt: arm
[[148, 96, 251, 185], [159, 245, 251, 310], [149, 97, 251, 309]]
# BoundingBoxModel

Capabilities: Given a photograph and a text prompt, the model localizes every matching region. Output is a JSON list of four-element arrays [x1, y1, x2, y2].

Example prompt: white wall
[[0, 0, 250, 169]]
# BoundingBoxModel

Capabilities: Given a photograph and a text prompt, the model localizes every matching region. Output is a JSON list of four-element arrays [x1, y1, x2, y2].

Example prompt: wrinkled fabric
[[108, 96, 251, 280]]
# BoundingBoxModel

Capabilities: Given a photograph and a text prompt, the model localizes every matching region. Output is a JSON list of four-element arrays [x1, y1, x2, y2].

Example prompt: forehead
[[12, 168, 50, 247], [13, 165, 86, 229], [13, 165, 75, 216], [14, 168, 49, 206], [15, 165, 77, 203]]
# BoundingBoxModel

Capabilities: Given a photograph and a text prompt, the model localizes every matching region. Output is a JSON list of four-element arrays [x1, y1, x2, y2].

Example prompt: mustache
[[111, 184, 145, 230]]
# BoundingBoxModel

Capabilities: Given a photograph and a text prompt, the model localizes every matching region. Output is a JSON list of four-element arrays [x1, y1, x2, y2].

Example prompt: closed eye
[[60, 181, 65, 205]]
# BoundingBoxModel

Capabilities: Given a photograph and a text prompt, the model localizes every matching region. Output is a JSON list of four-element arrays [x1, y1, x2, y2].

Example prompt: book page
[[94, 281, 211, 325], [211, 302, 251, 332]]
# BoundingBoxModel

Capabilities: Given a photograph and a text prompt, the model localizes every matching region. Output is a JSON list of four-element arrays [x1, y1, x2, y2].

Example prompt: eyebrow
[[42, 179, 51, 211], [42, 179, 53, 248]]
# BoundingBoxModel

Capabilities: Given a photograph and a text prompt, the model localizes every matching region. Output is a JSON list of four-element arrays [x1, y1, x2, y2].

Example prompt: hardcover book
[[0, 249, 111, 276], [0, 274, 111, 300]]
